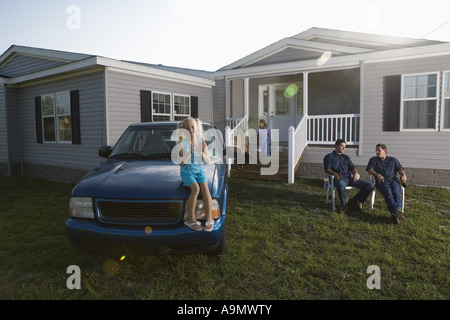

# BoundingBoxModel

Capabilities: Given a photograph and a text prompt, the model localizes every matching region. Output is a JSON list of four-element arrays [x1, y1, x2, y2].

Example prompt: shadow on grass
[[229, 177, 393, 225], [344, 208, 392, 225]]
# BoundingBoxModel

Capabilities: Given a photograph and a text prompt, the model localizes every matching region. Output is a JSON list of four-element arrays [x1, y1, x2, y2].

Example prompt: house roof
[[0, 45, 214, 87], [122, 60, 213, 80], [217, 27, 447, 73], [2, 28, 450, 84]]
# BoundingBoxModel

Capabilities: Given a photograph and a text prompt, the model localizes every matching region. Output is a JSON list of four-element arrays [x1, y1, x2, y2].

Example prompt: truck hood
[[72, 160, 216, 200]]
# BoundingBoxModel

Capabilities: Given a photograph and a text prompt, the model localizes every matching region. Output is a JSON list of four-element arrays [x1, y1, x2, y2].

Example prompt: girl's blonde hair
[[180, 117, 203, 139]]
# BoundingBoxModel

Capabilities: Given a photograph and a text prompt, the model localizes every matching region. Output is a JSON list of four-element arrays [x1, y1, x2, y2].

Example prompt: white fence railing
[[307, 114, 360, 145], [225, 116, 248, 176], [288, 116, 308, 184]]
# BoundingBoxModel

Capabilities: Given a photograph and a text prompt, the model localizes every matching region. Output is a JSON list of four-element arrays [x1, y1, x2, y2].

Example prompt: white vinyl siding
[[0, 85, 7, 163], [19, 70, 106, 171], [362, 55, 450, 170], [106, 69, 212, 144]]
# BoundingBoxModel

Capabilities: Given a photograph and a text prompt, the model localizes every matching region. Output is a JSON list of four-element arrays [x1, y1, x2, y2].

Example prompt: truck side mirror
[[98, 146, 112, 158]]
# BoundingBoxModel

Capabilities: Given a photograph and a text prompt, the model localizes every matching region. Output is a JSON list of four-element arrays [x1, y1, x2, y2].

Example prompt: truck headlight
[[69, 197, 95, 219], [184, 198, 221, 220]]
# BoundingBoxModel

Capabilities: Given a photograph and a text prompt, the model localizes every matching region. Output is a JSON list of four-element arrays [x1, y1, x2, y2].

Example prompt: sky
[[1, 0, 450, 71]]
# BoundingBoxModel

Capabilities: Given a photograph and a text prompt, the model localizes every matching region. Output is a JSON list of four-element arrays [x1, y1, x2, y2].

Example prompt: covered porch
[[222, 68, 362, 183]]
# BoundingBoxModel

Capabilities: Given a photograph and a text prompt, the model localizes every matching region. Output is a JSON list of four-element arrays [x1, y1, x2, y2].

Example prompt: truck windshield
[[109, 124, 223, 160]]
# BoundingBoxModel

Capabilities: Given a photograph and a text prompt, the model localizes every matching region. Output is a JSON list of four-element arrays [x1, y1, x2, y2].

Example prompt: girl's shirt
[[181, 137, 204, 171]]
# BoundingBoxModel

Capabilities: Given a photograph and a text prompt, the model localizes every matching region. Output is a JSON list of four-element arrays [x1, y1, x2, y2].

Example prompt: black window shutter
[[191, 96, 198, 118], [70, 90, 81, 144], [140, 90, 152, 122], [383, 75, 401, 131], [35, 96, 43, 143]]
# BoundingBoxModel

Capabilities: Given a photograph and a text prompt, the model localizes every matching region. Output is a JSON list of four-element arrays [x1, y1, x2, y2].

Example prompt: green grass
[[0, 176, 448, 300]]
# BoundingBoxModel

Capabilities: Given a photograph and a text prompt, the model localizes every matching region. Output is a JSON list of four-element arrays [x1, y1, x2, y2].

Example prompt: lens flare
[[317, 51, 332, 66], [284, 84, 298, 98], [83, 279, 101, 297], [144, 226, 153, 234], [120, 255, 126, 261], [102, 259, 120, 277]]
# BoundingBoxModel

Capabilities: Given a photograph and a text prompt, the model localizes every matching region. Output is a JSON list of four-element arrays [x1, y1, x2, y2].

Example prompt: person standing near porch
[[366, 143, 407, 224], [257, 119, 271, 157], [324, 139, 374, 212]]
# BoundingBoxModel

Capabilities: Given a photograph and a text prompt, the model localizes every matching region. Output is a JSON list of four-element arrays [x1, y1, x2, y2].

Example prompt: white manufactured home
[[1, 28, 449, 187]]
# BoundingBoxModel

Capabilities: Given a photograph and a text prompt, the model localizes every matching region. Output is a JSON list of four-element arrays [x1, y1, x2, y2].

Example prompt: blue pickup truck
[[66, 122, 228, 255]]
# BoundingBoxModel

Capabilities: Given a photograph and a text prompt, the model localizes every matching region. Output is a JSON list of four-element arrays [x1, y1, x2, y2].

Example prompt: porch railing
[[225, 116, 248, 176], [307, 114, 360, 146], [288, 116, 308, 184], [226, 117, 248, 132], [224, 114, 360, 182]]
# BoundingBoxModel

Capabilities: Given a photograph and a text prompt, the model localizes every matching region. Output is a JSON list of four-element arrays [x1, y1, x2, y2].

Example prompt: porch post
[[358, 61, 364, 156], [224, 76, 229, 132], [225, 125, 232, 177], [288, 126, 295, 184], [303, 72, 309, 117], [244, 78, 249, 130]]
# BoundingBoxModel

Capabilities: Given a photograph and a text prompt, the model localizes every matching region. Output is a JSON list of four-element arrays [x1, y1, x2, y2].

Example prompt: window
[[275, 89, 289, 115], [442, 72, 450, 130], [401, 73, 439, 130], [35, 90, 80, 144], [152, 92, 171, 121], [173, 95, 190, 121], [150, 92, 192, 122], [41, 92, 72, 143], [41, 94, 56, 142]]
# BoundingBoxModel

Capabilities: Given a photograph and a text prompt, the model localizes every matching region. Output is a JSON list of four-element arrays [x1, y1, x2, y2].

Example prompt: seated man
[[324, 139, 374, 212], [366, 143, 407, 224]]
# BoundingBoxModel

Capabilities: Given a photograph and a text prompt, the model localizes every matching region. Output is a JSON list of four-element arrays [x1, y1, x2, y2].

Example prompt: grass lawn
[[0, 176, 448, 300]]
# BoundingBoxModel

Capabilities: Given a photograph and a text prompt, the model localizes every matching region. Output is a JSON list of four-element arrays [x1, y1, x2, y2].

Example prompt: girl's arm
[[201, 141, 211, 165], [177, 141, 191, 166]]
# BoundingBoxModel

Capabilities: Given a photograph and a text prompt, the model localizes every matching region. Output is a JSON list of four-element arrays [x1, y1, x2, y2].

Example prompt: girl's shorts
[[180, 166, 207, 187]]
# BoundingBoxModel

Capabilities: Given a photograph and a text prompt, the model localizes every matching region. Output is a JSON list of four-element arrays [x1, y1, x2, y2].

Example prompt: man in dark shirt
[[324, 139, 374, 212], [366, 143, 407, 224]]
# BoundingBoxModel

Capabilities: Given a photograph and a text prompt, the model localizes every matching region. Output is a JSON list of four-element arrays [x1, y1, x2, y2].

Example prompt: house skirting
[[22, 163, 88, 184], [296, 162, 450, 188], [0, 163, 8, 176], [1, 161, 449, 188]]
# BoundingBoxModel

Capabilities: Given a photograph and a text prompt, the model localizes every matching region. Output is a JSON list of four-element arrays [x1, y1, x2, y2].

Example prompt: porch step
[[229, 150, 292, 181]]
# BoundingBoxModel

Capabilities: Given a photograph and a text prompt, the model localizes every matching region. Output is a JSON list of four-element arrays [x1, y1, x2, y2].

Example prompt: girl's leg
[[199, 182, 213, 231], [186, 182, 202, 230]]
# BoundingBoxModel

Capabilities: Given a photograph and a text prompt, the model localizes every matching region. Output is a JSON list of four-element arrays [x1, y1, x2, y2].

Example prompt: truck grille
[[96, 199, 184, 224]]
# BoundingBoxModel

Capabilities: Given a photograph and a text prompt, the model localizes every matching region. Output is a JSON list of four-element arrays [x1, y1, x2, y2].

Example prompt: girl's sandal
[[204, 220, 214, 232], [184, 220, 203, 231]]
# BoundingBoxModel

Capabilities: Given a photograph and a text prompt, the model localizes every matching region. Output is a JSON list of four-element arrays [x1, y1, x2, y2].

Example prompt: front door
[[258, 83, 303, 142]]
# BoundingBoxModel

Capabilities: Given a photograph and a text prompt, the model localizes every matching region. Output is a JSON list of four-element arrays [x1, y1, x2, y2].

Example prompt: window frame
[[41, 91, 72, 144], [151, 91, 191, 122], [152, 91, 172, 122], [55, 91, 72, 143], [441, 71, 450, 131], [173, 94, 191, 121], [41, 93, 56, 143], [400, 72, 440, 132]]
